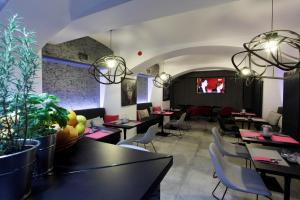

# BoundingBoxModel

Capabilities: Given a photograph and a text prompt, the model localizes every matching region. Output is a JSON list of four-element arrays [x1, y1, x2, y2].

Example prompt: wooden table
[[246, 144, 300, 200], [152, 111, 174, 136], [103, 120, 142, 139], [30, 138, 173, 200], [239, 129, 300, 148]]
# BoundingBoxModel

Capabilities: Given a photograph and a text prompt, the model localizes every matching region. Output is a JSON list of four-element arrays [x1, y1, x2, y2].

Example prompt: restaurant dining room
[[0, 0, 300, 200]]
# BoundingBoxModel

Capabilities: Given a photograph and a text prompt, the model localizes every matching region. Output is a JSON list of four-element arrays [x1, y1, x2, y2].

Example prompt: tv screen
[[197, 77, 225, 94]]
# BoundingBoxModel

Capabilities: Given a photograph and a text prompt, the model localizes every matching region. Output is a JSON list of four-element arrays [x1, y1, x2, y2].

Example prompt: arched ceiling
[[131, 45, 244, 75], [1, 0, 299, 76]]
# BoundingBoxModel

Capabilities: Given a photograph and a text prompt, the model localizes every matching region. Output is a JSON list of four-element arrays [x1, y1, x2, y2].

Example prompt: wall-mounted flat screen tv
[[197, 77, 225, 94]]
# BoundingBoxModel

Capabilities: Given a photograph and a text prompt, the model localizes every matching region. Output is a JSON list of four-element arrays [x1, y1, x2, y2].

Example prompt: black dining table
[[239, 129, 300, 148], [152, 111, 174, 137], [234, 117, 267, 129], [103, 120, 142, 139], [246, 144, 300, 200], [29, 138, 173, 200]]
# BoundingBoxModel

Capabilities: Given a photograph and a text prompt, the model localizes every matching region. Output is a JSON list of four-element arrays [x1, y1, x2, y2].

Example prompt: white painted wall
[[149, 80, 162, 107], [262, 69, 284, 118], [103, 82, 137, 140]]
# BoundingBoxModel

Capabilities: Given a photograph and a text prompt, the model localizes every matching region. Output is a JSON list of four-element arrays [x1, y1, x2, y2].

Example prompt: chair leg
[[213, 171, 217, 178], [212, 181, 228, 200], [151, 142, 157, 152]]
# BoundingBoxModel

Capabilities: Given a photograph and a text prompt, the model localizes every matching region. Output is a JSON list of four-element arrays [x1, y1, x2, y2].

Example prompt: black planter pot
[[0, 139, 40, 200], [35, 133, 57, 176]]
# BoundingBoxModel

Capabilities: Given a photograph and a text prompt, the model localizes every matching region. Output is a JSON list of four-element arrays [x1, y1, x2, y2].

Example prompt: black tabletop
[[240, 130, 300, 148], [246, 144, 300, 178], [103, 120, 142, 129], [54, 138, 172, 172], [30, 138, 173, 200]]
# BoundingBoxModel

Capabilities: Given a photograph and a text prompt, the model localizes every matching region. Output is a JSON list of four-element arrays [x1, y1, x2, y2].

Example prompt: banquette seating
[[74, 108, 121, 144], [136, 103, 162, 134]]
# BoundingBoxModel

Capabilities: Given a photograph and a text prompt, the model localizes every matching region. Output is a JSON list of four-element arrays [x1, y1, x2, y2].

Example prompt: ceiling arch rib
[[131, 45, 244, 76]]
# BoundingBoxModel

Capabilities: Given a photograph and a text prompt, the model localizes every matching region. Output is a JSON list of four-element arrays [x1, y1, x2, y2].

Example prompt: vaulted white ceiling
[[1, 0, 299, 76]]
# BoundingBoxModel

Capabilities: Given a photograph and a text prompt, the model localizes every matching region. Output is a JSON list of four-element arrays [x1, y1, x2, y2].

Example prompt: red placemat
[[240, 131, 265, 141], [163, 111, 174, 116], [271, 135, 300, 144], [252, 156, 273, 162], [84, 131, 111, 140], [232, 112, 256, 116]]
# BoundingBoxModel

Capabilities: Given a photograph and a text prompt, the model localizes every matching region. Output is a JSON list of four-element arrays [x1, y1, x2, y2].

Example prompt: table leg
[[248, 121, 251, 129], [123, 129, 127, 140], [284, 176, 291, 200], [161, 116, 164, 134]]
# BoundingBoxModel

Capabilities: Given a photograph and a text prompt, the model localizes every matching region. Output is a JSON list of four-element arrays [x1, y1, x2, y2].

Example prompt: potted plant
[[0, 14, 42, 199], [27, 93, 68, 176]]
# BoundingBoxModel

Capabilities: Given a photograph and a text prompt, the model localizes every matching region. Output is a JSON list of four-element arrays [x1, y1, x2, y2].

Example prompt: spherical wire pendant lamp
[[232, 0, 300, 84], [153, 63, 172, 88], [89, 30, 132, 85], [153, 72, 172, 88]]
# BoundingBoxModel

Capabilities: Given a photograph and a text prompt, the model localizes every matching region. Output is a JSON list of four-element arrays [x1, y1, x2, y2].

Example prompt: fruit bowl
[[55, 111, 87, 152], [55, 134, 83, 152]]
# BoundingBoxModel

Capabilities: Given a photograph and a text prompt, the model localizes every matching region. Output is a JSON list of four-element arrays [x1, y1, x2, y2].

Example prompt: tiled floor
[[148, 120, 300, 200]]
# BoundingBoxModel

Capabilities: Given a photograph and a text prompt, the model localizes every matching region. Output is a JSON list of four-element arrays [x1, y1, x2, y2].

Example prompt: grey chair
[[212, 127, 251, 168], [212, 127, 250, 158], [209, 143, 272, 200], [118, 144, 149, 152], [117, 124, 158, 152], [166, 112, 187, 137]]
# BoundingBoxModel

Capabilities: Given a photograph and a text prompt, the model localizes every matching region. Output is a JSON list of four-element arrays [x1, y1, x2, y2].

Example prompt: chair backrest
[[208, 143, 236, 189], [141, 124, 159, 143], [176, 112, 187, 126], [119, 144, 149, 152], [217, 116, 227, 131], [211, 127, 227, 156], [219, 107, 233, 118]]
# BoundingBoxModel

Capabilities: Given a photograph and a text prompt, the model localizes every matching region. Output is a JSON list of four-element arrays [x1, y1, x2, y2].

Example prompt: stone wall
[[42, 36, 112, 110]]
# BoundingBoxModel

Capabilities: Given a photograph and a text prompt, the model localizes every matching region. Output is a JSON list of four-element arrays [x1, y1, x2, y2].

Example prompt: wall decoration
[[121, 78, 137, 106], [146, 64, 159, 76], [163, 86, 170, 101]]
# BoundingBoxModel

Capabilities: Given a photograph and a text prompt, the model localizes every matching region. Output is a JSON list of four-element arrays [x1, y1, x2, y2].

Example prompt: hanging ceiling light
[[153, 63, 172, 88], [89, 30, 132, 85], [232, 0, 300, 83]]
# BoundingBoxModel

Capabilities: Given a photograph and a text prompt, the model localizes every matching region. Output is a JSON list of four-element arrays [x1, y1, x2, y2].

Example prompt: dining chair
[[209, 143, 272, 200], [217, 116, 239, 139], [212, 127, 251, 168], [166, 112, 187, 137], [118, 144, 149, 152], [117, 124, 158, 152]]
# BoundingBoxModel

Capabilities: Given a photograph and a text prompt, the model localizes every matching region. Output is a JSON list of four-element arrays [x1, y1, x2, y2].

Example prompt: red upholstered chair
[[187, 106, 200, 117], [198, 106, 212, 117], [152, 106, 161, 112], [104, 115, 119, 123], [219, 107, 233, 118]]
